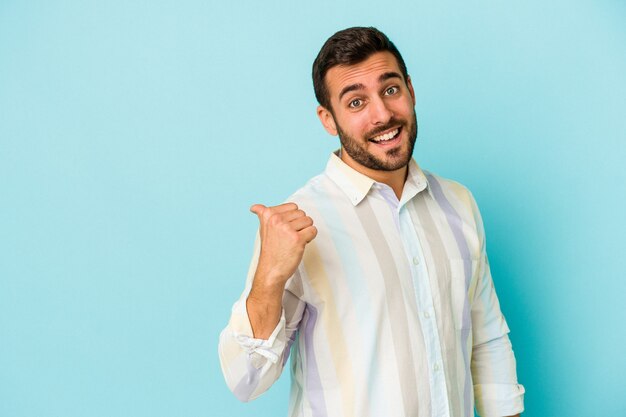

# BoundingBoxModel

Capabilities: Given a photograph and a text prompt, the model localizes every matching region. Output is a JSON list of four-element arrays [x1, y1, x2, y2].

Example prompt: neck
[[340, 150, 408, 200]]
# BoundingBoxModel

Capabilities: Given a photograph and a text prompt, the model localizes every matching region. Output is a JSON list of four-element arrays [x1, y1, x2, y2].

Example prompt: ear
[[317, 105, 338, 136], [406, 75, 416, 106]]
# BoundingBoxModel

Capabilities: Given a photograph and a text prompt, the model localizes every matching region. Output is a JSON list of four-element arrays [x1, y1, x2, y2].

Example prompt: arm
[[218, 203, 316, 402], [468, 194, 525, 417]]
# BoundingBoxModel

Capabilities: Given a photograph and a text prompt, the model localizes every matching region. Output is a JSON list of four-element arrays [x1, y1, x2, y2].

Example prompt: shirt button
[[412, 256, 419, 265], [433, 363, 440, 372], [424, 311, 431, 319]]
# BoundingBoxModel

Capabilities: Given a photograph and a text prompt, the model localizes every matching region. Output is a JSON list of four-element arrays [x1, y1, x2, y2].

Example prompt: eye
[[384, 86, 399, 95], [348, 98, 363, 108]]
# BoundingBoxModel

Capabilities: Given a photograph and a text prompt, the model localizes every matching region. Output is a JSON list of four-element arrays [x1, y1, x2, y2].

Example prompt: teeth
[[372, 128, 399, 142]]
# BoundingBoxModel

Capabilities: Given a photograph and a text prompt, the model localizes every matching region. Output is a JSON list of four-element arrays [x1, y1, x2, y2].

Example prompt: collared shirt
[[219, 153, 525, 417]]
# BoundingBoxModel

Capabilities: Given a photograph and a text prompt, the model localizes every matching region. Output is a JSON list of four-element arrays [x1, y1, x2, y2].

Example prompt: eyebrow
[[379, 71, 403, 82], [337, 71, 404, 100], [338, 83, 365, 101]]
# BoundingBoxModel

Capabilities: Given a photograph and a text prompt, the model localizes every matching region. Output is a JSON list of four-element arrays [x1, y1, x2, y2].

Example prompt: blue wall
[[1, 1, 625, 416]]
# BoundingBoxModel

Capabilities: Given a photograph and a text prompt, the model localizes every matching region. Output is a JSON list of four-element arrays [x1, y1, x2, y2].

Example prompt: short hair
[[312, 27, 409, 111]]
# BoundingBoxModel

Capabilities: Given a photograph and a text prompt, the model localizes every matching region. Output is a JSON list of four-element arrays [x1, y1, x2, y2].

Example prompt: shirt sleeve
[[472, 335, 525, 416], [468, 192, 525, 416], [218, 233, 305, 402]]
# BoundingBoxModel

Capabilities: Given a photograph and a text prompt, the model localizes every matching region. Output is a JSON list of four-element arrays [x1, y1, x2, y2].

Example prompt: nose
[[369, 97, 393, 126]]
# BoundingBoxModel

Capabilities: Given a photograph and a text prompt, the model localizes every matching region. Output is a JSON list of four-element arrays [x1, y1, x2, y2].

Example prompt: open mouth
[[369, 127, 402, 144]]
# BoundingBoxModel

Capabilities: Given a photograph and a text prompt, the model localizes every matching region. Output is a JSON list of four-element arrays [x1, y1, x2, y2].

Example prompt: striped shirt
[[219, 153, 525, 417]]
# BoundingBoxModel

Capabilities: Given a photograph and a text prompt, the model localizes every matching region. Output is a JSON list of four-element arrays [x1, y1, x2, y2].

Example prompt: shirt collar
[[324, 151, 430, 207]]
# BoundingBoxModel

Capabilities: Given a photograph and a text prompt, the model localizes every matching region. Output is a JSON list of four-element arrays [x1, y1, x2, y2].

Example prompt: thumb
[[250, 204, 267, 219]]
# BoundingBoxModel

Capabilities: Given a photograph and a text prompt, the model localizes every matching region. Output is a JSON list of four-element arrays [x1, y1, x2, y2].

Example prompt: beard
[[336, 111, 418, 172]]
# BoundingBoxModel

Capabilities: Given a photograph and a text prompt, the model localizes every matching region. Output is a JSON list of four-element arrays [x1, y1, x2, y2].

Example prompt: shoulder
[[424, 170, 472, 197], [284, 172, 343, 209], [423, 169, 484, 226]]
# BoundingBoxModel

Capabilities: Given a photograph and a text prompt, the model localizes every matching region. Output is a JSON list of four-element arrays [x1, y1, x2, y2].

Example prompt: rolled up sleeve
[[471, 332, 525, 416], [218, 299, 291, 402]]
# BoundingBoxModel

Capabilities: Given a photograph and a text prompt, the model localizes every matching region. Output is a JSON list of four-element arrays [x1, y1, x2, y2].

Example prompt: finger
[[250, 204, 267, 218], [298, 225, 317, 243], [267, 202, 298, 214], [250, 204, 268, 237], [279, 209, 306, 223], [289, 215, 314, 231]]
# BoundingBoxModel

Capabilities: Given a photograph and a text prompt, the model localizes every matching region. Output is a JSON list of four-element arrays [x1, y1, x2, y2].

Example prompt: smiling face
[[317, 51, 418, 176]]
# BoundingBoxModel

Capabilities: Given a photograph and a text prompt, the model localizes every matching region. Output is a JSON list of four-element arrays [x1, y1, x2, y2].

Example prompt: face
[[317, 51, 418, 173]]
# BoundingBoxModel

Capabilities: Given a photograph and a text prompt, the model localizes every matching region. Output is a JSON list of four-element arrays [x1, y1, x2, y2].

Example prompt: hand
[[250, 203, 317, 288], [246, 203, 317, 339]]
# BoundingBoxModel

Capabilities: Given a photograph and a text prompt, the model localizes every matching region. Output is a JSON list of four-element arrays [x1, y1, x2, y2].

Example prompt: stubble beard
[[336, 111, 418, 172]]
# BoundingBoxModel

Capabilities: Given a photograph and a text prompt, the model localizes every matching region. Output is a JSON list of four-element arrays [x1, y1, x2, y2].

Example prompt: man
[[219, 27, 524, 417]]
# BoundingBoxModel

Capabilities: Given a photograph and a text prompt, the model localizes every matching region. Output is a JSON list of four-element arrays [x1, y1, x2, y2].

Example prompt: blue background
[[1, 1, 625, 416]]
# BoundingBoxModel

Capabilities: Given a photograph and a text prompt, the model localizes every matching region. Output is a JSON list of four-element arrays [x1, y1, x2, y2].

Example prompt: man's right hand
[[246, 203, 317, 339]]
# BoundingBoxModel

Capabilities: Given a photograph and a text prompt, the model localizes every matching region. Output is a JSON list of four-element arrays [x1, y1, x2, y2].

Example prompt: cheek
[[336, 114, 365, 135], [348, 114, 372, 135], [396, 99, 415, 116]]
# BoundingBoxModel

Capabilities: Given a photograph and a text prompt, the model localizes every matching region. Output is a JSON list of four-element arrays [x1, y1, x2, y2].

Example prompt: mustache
[[365, 118, 403, 139]]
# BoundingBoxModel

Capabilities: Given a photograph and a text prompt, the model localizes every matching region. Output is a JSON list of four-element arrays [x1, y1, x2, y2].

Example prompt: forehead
[[324, 51, 403, 98]]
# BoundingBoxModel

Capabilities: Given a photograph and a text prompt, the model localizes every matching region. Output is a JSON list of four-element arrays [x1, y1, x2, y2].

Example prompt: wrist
[[253, 265, 290, 292]]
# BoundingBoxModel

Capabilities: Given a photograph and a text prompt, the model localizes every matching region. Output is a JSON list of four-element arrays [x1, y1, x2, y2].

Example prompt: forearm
[[246, 274, 286, 339]]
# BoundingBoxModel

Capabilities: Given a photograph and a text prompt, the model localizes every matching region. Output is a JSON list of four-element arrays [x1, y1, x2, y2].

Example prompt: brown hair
[[312, 27, 409, 110]]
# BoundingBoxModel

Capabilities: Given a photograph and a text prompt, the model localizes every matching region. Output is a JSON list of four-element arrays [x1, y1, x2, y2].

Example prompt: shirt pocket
[[448, 258, 478, 331]]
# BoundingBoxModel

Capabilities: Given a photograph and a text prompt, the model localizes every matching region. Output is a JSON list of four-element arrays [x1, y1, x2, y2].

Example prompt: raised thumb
[[250, 204, 267, 218]]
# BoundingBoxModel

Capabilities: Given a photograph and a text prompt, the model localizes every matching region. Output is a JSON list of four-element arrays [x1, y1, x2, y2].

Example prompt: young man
[[219, 27, 525, 417]]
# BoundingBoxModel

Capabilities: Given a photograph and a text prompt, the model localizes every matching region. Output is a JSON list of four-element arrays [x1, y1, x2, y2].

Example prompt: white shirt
[[219, 153, 525, 417]]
